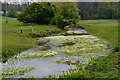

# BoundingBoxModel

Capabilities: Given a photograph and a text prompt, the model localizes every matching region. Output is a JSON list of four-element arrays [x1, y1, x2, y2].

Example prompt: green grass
[[2, 17, 36, 62], [84, 51, 119, 78], [2, 17, 63, 62]]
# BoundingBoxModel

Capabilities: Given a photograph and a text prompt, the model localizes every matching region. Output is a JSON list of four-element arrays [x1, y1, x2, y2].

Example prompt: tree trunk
[[5, 1, 8, 23]]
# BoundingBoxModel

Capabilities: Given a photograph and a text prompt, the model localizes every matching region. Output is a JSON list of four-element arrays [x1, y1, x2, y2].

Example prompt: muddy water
[[1, 29, 110, 78]]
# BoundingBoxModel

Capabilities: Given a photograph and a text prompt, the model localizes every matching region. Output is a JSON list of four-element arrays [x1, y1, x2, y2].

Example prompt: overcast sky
[[1, 0, 120, 2]]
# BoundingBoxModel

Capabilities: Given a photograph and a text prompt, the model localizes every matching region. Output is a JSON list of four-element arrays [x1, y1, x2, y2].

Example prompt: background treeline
[[1, 2, 30, 17], [1, 2, 119, 19], [77, 2, 119, 20]]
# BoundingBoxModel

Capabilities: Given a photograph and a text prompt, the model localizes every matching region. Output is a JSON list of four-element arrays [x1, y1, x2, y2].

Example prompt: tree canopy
[[17, 2, 80, 28], [53, 2, 80, 28], [17, 2, 55, 24]]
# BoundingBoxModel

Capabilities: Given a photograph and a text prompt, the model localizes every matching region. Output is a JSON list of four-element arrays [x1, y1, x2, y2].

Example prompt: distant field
[[2, 17, 62, 62]]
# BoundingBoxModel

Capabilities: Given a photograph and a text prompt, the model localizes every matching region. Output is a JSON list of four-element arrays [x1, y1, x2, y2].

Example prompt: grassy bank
[[2, 17, 63, 62], [78, 20, 119, 78], [78, 20, 118, 48], [67, 20, 119, 78]]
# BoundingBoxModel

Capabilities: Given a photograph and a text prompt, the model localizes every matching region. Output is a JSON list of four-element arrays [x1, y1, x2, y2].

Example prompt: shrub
[[17, 2, 80, 28], [17, 2, 55, 24], [53, 2, 80, 29]]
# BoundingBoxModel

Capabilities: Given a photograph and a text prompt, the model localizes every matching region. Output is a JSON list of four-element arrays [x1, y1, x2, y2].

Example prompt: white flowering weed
[[44, 35, 108, 56]]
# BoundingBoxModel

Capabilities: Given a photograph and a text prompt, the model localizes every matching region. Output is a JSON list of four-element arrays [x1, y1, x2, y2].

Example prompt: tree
[[53, 2, 80, 29], [17, 2, 55, 24], [2, 3, 6, 16], [17, 2, 80, 29]]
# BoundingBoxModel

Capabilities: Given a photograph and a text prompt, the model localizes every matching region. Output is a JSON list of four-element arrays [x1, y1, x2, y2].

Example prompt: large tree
[[17, 2, 55, 24], [53, 2, 80, 28], [17, 2, 80, 28]]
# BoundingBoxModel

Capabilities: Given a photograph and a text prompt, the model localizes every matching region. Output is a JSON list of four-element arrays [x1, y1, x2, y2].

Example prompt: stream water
[[1, 28, 110, 78]]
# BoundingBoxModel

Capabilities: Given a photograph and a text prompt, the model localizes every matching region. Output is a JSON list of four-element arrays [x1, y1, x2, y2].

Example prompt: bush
[[17, 2, 80, 28], [17, 2, 55, 24], [53, 2, 80, 29]]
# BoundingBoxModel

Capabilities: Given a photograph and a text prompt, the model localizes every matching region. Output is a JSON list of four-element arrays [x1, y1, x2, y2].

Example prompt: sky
[[1, 0, 120, 2]]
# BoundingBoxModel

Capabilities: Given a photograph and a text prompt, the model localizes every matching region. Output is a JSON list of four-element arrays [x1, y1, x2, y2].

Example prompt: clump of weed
[[44, 35, 109, 56], [22, 50, 58, 59], [1, 66, 34, 78]]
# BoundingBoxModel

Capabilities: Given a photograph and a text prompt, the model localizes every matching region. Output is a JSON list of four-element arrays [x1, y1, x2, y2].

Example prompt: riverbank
[[78, 20, 118, 48], [78, 20, 119, 78], [2, 17, 63, 62]]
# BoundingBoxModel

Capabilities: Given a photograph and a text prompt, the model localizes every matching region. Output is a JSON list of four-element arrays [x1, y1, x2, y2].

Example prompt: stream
[[1, 28, 110, 78]]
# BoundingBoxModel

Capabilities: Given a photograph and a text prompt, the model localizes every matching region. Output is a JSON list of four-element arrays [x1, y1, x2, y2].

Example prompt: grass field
[[2, 17, 63, 62]]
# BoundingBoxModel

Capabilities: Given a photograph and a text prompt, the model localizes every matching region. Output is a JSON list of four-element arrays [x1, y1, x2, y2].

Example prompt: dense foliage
[[17, 2, 80, 28], [17, 2, 55, 24], [53, 2, 80, 28]]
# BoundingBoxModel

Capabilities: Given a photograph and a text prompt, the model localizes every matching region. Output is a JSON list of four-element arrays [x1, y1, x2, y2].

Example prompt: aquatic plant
[[22, 50, 58, 59], [66, 31, 83, 35], [44, 35, 109, 56], [1, 66, 34, 78]]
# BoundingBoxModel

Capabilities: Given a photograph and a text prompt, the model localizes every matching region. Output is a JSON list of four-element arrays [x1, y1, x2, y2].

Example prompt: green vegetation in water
[[66, 31, 83, 35], [44, 68, 85, 79], [44, 35, 109, 56], [56, 57, 92, 65], [1, 66, 34, 78], [22, 51, 58, 59]]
